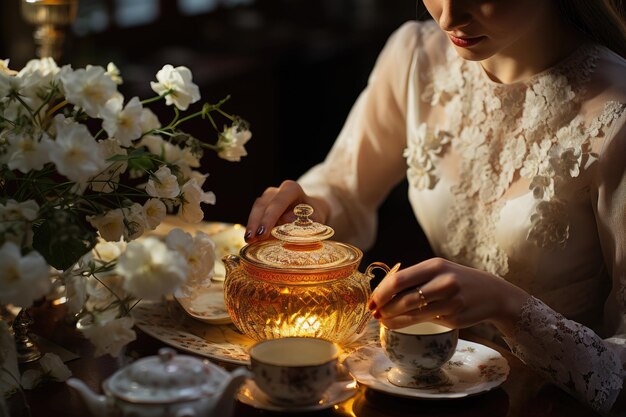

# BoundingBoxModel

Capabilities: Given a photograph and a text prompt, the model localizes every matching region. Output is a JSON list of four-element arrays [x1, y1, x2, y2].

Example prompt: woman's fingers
[[245, 180, 307, 242], [374, 274, 459, 317], [369, 257, 451, 312], [256, 181, 305, 239], [378, 299, 457, 329], [245, 187, 278, 241]]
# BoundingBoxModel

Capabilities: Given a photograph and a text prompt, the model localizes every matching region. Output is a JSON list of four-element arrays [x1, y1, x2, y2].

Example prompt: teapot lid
[[104, 348, 227, 404], [242, 204, 360, 269]]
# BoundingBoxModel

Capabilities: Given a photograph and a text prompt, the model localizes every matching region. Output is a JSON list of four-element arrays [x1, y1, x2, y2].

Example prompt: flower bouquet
[[0, 57, 251, 392]]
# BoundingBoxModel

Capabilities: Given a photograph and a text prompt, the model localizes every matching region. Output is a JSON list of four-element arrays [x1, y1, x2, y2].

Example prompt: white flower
[[60, 65, 119, 117], [178, 178, 216, 223], [0, 59, 16, 75], [150, 65, 200, 111], [106, 62, 123, 85], [165, 228, 193, 255], [217, 125, 252, 162], [101, 96, 143, 146], [139, 135, 200, 174], [145, 165, 180, 199], [166, 229, 215, 288], [17, 57, 59, 79], [92, 240, 127, 263], [122, 203, 146, 241], [90, 138, 128, 193], [5, 131, 53, 173], [143, 198, 167, 230], [140, 108, 161, 132], [85, 274, 127, 311], [0, 199, 39, 221], [80, 316, 136, 357], [0, 70, 24, 98], [49, 115, 105, 184], [87, 208, 124, 241], [0, 199, 39, 247], [17, 57, 60, 101], [0, 242, 50, 308], [186, 231, 215, 286], [116, 237, 188, 300]]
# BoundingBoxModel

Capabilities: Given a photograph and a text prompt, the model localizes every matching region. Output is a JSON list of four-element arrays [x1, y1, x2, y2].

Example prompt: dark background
[[0, 0, 433, 269]]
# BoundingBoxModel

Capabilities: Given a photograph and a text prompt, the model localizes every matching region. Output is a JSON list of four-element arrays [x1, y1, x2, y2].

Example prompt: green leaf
[[32, 209, 97, 270]]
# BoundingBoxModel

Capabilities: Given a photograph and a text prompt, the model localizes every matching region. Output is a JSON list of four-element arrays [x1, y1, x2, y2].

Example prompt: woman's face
[[422, 0, 557, 62]]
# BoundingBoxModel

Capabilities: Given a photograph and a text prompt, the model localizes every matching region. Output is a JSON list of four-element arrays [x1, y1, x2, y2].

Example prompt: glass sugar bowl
[[223, 204, 390, 344]]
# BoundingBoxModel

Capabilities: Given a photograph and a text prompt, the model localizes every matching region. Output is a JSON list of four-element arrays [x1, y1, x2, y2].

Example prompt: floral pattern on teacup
[[252, 362, 337, 404]]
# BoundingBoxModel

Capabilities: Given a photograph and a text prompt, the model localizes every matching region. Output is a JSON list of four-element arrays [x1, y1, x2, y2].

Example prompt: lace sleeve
[[505, 297, 623, 413]]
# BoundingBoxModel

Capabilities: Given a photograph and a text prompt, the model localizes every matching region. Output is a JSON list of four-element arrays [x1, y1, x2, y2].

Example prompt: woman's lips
[[449, 34, 485, 48]]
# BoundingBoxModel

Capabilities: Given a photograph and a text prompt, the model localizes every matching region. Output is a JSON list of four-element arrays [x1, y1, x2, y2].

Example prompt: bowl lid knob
[[271, 204, 334, 243]]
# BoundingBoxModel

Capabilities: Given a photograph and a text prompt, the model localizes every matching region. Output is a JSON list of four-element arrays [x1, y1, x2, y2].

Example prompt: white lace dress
[[299, 20, 626, 413]]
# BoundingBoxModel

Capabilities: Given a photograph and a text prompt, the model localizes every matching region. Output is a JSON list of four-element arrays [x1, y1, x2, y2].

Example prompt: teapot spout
[[222, 254, 241, 277], [213, 367, 251, 417], [66, 378, 110, 417]]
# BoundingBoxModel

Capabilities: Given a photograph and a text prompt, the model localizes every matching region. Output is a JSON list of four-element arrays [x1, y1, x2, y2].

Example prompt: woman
[[244, 0, 626, 413]]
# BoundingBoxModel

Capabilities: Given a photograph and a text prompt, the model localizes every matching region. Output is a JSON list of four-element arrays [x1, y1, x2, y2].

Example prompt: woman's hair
[[558, 0, 626, 59]]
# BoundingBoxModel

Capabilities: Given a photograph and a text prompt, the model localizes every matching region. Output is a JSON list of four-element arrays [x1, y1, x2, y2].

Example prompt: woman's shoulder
[[383, 19, 448, 57], [585, 46, 626, 105]]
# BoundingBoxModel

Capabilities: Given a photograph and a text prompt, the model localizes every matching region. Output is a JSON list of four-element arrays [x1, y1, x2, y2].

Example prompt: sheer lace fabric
[[508, 297, 622, 412], [299, 20, 626, 412]]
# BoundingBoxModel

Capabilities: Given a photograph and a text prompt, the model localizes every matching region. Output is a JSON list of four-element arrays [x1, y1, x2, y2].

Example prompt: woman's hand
[[368, 257, 531, 337], [244, 180, 330, 243]]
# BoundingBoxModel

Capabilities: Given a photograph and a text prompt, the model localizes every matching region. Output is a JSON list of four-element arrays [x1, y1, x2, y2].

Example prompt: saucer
[[237, 378, 358, 412], [344, 340, 509, 399], [174, 280, 232, 325], [133, 300, 382, 366]]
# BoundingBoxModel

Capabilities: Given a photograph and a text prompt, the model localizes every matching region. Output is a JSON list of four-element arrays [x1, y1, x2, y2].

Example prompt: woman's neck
[[480, 11, 586, 84]]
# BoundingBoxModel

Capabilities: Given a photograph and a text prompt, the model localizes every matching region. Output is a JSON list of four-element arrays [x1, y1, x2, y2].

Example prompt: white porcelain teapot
[[67, 348, 250, 417]]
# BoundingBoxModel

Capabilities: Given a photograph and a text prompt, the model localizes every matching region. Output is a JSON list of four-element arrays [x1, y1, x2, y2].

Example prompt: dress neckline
[[473, 42, 598, 90]]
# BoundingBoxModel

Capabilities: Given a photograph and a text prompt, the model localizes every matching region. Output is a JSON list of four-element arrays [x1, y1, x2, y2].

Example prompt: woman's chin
[[450, 44, 495, 62]]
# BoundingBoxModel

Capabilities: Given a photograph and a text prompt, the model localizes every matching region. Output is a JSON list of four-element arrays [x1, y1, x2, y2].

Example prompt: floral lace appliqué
[[506, 297, 623, 413], [404, 123, 451, 190], [409, 41, 626, 276]]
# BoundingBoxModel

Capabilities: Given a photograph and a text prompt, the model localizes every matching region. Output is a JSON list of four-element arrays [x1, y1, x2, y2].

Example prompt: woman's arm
[[245, 21, 425, 246], [371, 109, 626, 414]]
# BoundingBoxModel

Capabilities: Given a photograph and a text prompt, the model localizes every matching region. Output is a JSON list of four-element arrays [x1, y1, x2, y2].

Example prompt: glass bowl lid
[[241, 204, 361, 270]]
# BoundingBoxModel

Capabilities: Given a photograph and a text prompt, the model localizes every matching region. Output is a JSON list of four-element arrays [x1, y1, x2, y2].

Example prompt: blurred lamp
[[20, 0, 78, 60]]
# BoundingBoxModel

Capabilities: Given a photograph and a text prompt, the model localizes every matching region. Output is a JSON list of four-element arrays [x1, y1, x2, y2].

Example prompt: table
[[10, 303, 601, 417]]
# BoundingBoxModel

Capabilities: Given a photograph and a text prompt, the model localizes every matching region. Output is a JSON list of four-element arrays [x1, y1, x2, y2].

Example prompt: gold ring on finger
[[417, 288, 428, 309]]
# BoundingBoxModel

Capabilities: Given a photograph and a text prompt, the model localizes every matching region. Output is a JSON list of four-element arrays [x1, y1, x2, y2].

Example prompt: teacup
[[249, 337, 339, 405], [380, 322, 459, 388]]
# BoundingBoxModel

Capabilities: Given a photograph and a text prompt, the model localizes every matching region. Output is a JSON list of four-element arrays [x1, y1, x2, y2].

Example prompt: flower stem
[[141, 90, 172, 105], [45, 99, 68, 120]]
